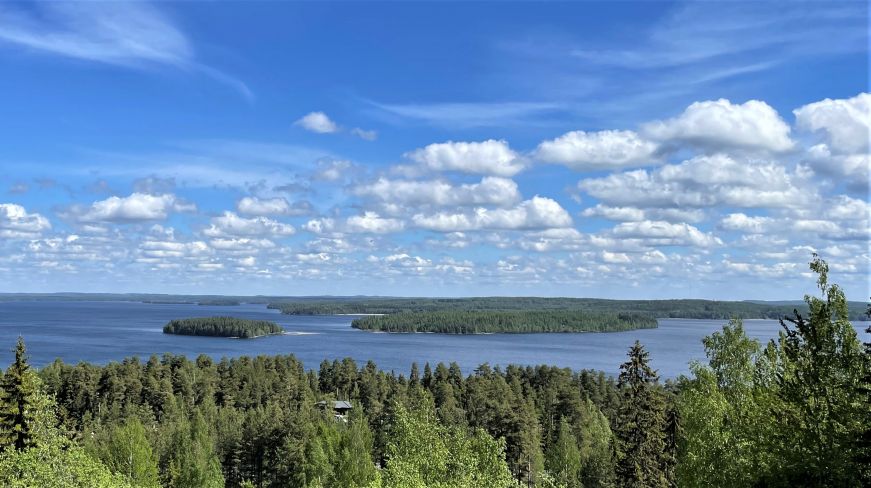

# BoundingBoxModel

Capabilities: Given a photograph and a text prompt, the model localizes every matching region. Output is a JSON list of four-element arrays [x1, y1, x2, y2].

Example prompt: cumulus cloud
[[642, 99, 794, 153], [406, 139, 524, 176], [237, 196, 312, 216], [581, 204, 705, 223], [345, 212, 405, 234], [611, 221, 722, 248], [303, 218, 337, 235], [719, 213, 773, 234], [578, 154, 812, 209], [794, 93, 870, 188], [353, 176, 521, 208], [794, 92, 870, 154], [535, 130, 659, 170], [78, 193, 195, 223], [203, 211, 295, 237], [0, 203, 51, 238], [412, 196, 572, 232], [295, 111, 339, 133]]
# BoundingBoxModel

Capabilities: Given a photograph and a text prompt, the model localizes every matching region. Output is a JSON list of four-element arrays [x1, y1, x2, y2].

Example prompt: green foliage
[[0, 338, 40, 451], [86, 417, 160, 488], [676, 319, 780, 487], [545, 417, 582, 488], [614, 341, 672, 488], [382, 402, 518, 488], [352, 310, 656, 333], [0, 441, 135, 488], [269, 296, 868, 320], [164, 411, 224, 488], [676, 256, 868, 487], [163, 317, 284, 338], [773, 254, 865, 486]]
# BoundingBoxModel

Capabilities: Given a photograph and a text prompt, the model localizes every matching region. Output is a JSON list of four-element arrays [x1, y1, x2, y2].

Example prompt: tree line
[[0, 255, 867, 487], [351, 310, 657, 333], [163, 317, 284, 338], [269, 296, 869, 320]]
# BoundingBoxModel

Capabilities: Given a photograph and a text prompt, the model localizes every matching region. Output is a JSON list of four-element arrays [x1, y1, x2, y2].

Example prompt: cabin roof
[[316, 400, 353, 410]]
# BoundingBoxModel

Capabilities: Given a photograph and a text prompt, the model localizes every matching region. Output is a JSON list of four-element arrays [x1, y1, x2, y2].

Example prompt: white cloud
[[611, 220, 722, 248], [313, 159, 354, 182], [579, 154, 812, 209], [79, 193, 194, 223], [209, 238, 276, 251], [303, 218, 337, 235], [581, 204, 705, 223], [203, 211, 295, 237], [719, 213, 773, 234], [406, 139, 524, 176], [412, 196, 572, 232], [237, 196, 311, 216], [0, 2, 251, 99], [140, 239, 210, 259], [295, 111, 339, 134], [794, 92, 870, 154], [353, 176, 521, 208], [535, 130, 659, 170], [642, 99, 794, 153], [368, 100, 561, 128], [0, 203, 51, 238], [345, 212, 405, 234], [351, 127, 378, 141]]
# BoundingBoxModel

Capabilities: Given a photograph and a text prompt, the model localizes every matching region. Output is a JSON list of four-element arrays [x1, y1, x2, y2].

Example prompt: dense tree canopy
[[270, 297, 868, 320], [351, 310, 656, 333], [163, 317, 284, 338]]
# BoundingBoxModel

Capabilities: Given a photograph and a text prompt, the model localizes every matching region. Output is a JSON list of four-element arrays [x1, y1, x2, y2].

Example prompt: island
[[268, 297, 869, 321], [162, 317, 284, 338], [351, 310, 657, 334]]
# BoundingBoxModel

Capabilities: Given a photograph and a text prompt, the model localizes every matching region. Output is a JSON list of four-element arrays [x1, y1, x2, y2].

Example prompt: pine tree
[[615, 341, 668, 488], [0, 337, 39, 451]]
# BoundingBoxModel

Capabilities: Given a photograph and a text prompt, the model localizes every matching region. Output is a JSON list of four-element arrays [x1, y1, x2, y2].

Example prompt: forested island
[[0, 257, 867, 487], [162, 317, 284, 338], [269, 296, 869, 320], [351, 310, 657, 333]]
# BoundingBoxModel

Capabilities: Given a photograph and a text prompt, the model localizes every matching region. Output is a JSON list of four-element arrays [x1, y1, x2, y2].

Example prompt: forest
[[163, 317, 284, 338], [350, 310, 657, 333], [0, 256, 867, 487], [269, 296, 869, 320]]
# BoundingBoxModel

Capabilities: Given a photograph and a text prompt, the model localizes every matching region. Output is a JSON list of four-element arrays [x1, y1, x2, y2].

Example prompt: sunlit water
[[1, 301, 867, 378]]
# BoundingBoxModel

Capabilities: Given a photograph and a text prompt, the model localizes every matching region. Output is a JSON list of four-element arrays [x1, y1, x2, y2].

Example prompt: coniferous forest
[[0, 256, 867, 487], [163, 317, 285, 338], [351, 310, 657, 333]]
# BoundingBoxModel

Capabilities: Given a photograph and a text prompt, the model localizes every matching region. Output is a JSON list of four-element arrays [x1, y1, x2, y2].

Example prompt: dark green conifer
[[0, 337, 38, 451], [615, 341, 668, 488]]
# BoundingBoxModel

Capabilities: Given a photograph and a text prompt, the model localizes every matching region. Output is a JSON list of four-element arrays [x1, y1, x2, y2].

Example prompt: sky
[[0, 1, 868, 300]]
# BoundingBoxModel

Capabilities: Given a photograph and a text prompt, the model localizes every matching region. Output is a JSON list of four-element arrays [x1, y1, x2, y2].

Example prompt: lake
[[0, 300, 867, 378]]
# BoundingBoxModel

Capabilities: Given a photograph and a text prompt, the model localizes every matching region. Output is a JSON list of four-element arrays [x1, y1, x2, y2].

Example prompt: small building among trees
[[316, 400, 353, 421]]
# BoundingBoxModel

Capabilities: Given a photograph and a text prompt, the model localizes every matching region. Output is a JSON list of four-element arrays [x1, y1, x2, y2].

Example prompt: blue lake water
[[0, 301, 867, 378]]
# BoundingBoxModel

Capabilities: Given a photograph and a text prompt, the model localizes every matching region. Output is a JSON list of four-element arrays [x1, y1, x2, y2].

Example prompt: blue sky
[[0, 0, 868, 299]]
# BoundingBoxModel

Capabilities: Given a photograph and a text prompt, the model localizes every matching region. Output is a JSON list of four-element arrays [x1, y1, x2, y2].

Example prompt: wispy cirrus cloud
[[0, 1, 252, 100], [366, 99, 565, 129]]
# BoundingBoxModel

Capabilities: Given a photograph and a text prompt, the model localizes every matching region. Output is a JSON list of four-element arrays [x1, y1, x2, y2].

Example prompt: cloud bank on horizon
[[0, 1, 867, 300]]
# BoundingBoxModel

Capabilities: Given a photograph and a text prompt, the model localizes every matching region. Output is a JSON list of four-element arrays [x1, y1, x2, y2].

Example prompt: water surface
[[1, 301, 867, 378]]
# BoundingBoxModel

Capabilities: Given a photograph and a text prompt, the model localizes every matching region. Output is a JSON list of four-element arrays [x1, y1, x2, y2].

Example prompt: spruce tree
[[615, 341, 668, 488], [0, 337, 39, 451]]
